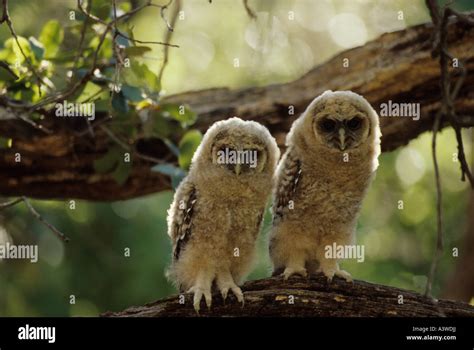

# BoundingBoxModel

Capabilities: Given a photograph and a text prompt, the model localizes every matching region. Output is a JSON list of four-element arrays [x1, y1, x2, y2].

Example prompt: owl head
[[191, 117, 280, 178], [290, 90, 381, 152]]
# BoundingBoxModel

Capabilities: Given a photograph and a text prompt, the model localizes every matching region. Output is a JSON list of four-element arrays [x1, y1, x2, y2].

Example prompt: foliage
[[0, 0, 199, 186]]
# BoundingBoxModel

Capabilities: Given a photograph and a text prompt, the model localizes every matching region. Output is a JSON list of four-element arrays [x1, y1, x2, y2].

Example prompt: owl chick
[[269, 90, 381, 282], [167, 117, 279, 312]]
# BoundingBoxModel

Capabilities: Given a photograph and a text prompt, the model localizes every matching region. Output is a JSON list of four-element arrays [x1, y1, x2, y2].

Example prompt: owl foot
[[319, 267, 352, 283], [216, 273, 244, 306], [281, 266, 308, 280], [187, 285, 212, 313], [219, 283, 244, 306], [335, 269, 353, 282]]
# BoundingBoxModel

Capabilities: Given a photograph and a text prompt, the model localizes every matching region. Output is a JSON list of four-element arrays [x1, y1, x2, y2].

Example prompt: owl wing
[[272, 150, 302, 225], [169, 180, 198, 261]]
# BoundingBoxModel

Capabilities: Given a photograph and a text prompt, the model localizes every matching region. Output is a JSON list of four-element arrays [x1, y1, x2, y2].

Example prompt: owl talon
[[320, 267, 352, 283], [217, 279, 244, 306], [221, 288, 229, 302], [335, 269, 353, 282], [281, 267, 308, 280], [319, 268, 336, 282], [188, 286, 212, 313], [231, 286, 244, 306]]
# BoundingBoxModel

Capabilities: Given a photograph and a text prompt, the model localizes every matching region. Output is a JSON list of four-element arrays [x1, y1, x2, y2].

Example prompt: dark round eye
[[347, 117, 362, 131], [319, 119, 336, 132]]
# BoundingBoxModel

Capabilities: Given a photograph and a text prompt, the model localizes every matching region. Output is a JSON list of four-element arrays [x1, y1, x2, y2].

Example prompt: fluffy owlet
[[167, 117, 280, 312], [269, 90, 381, 282]]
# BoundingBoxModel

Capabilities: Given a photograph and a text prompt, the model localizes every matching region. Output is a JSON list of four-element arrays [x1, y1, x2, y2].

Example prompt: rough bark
[[1, 18, 474, 200], [102, 275, 474, 317]]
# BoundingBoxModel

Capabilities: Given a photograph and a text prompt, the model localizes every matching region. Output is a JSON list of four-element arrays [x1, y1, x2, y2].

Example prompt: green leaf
[[119, 2, 131, 12], [178, 130, 202, 170], [89, 35, 112, 60], [93, 147, 132, 186], [93, 148, 120, 174], [90, 0, 111, 20], [116, 34, 130, 48], [112, 157, 132, 186], [160, 103, 197, 127], [76, 82, 103, 103], [0, 37, 34, 65], [140, 109, 172, 139], [123, 61, 160, 93], [39, 20, 64, 58], [0, 61, 19, 82], [0, 137, 12, 149], [94, 98, 109, 112], [121, 85, 143, 102], [124, 46, 151, 57], [28, 37, 45, 61], [112, 91, 129, 114]]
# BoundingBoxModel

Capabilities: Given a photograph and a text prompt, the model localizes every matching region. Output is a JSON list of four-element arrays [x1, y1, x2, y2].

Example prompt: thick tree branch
[[102, 276, 474, 317], [0, 18, 474, 200]]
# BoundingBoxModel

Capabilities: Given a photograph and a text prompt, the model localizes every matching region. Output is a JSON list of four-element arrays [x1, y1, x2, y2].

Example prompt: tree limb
[[1, 18, 474, 200], [102, 276, 474, 317]]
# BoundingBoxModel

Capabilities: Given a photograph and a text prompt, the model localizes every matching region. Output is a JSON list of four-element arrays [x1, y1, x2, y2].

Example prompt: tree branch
[[0, 18, 474, 200], [102, 276, 474, 317]]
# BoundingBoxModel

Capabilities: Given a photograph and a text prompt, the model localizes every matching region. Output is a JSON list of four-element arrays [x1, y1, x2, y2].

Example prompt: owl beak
[[338, 128, 346, 151], [234, 163, 241, 176]]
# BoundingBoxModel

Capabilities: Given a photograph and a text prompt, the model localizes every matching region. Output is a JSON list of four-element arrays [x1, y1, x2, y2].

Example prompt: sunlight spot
[[294, 0, 335, 32], [395, 148, 426, 186], [245, 12, 288, 53], [329, 13, 367, 48], [179, 32, 215, 72], [370, 3, 406, 33]]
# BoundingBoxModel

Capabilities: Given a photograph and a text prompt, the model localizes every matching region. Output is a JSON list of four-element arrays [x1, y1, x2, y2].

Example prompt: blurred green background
[[0, 0, 473, 316]]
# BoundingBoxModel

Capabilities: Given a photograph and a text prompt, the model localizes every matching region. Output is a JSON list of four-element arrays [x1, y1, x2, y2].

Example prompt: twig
[[115, 31, 179, 47], [0, 103, 53, 133], [0, 196, 69, 242], [0, 197, 22, 210], [73, 0, 91, 70], [0, 60, 18, 79], [111, 0, 122, 113], [100, 124, 130, 150], [75, 114, 112, 137], [21, 197, 70, 242], [100, 124, 165, 164], [13, 110, 52, 134], [152, 0, 174, 32], [426, 111, 443, 297], [157, 0, 181, 85], [243, 0, 257, 19]]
